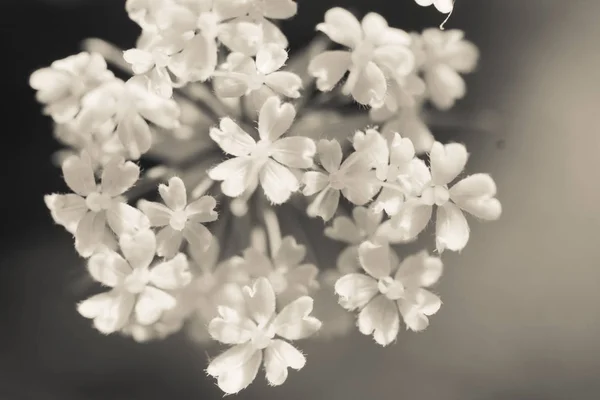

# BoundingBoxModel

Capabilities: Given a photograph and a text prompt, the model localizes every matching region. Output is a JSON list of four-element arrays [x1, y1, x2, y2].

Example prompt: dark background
[[2, 1, 600, 399]]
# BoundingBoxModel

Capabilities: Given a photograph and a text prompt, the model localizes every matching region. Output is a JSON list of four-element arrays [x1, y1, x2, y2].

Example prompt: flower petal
[[263, 0, 297, 19], [316, 7, 362, 48], [429, 141, 469, 186], [273, 296, 321, 340], [119, 229, 156, 269], [45, 193, 87, 234], [259, 159, 299, 204], [135, 286, 176, 325], [324, 216, 361, 244], [156, 225, 184, 258], [308, 51, 351, 91], [101, 158, 140, 197], [158, 177, 187, 211], [208, 313, 256, 344], [264, 339, 306, 386], [357, 294, 399, 346], [150, 253, 191, 290], [307, 187, 340, 221], [62, 153, 96, 196], [258, 96, 296, 141], [210, 118, 256, 157], [435, 202, 469, 253], [301, 171, 328, 196], [208, 157, 255, 198], [215, 347, 262, 394], [395, 251, 443, 288], [449, 173, 501, 220], [183, 221, 213, 251], [264, 71, 302, 98], [75, 211, 107, 257], [390, 199, 432, 241], [186, 195, 218, 223], [348, 61, 387, 107], [243, 277, 276, 325], [334, 273, 378, 311], [117, 113, 152, 160], [88, 250, 130, 287], [358, 240, 391, 279], [336, 245, 361, 274], [274, 236, 305, 268], [270, 136, 316, 169], [106, 202, 151, 236], [137, 200, 172, 227], [256, 43, 288, 75], [317, 139, 343, 173], [78, 289, 135, 334]]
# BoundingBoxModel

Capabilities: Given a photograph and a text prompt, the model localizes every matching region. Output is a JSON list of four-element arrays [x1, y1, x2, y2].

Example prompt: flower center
[[124, 268, 151, 294], [85, 191, 112, 212], [169, 209, 188, 231], [421, 185, 450, 206], [352, 41, 375, 68], [246, 72, 266, 91], [378, 276, 404, 300], [328, 171, 346, 190], [251, 321, 276, 350], [251, 140, 272, 164]]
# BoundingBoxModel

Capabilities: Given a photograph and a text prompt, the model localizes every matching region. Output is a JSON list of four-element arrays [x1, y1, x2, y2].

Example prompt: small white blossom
[[138, 176, 218, 258], [207, 277, 320, 394], [335, 241, 443, 345], [416, 29, 479, 110], [381, 106, 434, 154], [302, 139, 379, 221], [309, 8, 413, 107], [213, 44, 302, 109], [29, 52, 113, 123], [391, 141, 502, 252], [414, 0, 454, 14], [209, 96, 316, 204], [76, 77, 181, 160], [240, 236, 318, 306], [78, 230, 192, 334], [45, 153, 149, 257]]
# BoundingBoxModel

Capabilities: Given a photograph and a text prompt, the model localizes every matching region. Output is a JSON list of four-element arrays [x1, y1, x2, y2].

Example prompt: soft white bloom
[[76, 77, 181, 160], [391, 141, 502, 252], [213, 44, 302, 109], [240, 236, 319, 306], [29, 52, 113, 123], [370, 73, 426, 121], [138, 176, 218, 258], [335, 241, 443, 345], [302, 139, 379, 221], [416, 29, 479, 110], [381, 106, 434, 154], [414, 0, 454, 14], [309, 8, 413, 106], [45, 153, 149, 257], [78, 230, 192, 334], [207, 277, 320, 394], [209, 96, 316, 204]]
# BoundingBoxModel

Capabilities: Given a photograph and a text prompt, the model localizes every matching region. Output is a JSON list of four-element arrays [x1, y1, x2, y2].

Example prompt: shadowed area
[[1, 1, 600, 399]]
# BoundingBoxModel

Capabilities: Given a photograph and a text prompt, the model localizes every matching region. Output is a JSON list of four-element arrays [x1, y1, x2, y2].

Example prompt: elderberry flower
[[78, 230, 191, 334], [209, 96, 316, 204], [45, 153, 149, 257], [414, 0, 454, 14], [138, 176, 218, 258], [30, 52, 114, 123], [335, 241, 442, 345], [302, 138, 379, 221], [416, 28, 479, 110], [391, 141, 502, 252], [206, 277, 320, 394], [309, 8, 413, 107], [213, 44, 302, 109]]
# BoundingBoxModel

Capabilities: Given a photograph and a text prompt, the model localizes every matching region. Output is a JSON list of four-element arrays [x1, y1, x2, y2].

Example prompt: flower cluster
[[33, 0, 500, 394]]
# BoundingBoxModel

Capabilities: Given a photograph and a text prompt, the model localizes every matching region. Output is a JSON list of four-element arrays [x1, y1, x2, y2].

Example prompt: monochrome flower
[[335, 241, 442, 345], [414, 0, 454, 14], [78, 230, 191, 334], [206, 277, 320, 394], [209, 96, 316, 204], [45, 153, 149, 257]]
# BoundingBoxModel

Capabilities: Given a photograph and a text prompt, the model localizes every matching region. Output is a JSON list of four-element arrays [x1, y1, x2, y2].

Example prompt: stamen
[[439, 1, 455, 30]]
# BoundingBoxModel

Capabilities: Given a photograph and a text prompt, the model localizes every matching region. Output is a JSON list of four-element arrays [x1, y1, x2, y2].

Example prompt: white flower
[[417, 29, 479, 110], [76, 77, 181, 160], [208, 96, 316, 204], [370, 73, 426, 121], [391, 141, 502, 252], [381, 106, 434, 154], [206, 277, 320, 394], [240, 236, 318, 306], [78, 230, 192, 333], [302, 139, 379, 221], [325, 206, 389, 273], [414, 0, 454, 14], [213, 44, 302, 109], [45, 153, 149, 257], [29, 52, 113, 123], [138, 176, 218, 258], [309, 8, 413, 106], [334, 241, 442, 345]]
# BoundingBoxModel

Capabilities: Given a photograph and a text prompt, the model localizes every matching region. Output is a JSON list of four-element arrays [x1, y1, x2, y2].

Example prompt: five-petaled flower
[[206, 277, 321, 394], [335, 241, 443, 346], [78, 230, 192, 334], [209, 96, 316, 204]]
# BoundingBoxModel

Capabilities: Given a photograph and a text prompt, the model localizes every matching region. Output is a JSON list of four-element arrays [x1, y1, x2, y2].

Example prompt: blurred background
[[1, 0, 600, 399]]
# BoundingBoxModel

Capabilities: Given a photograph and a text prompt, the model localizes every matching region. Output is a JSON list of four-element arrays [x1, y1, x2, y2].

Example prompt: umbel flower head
[[33, 0, 501, 394]]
